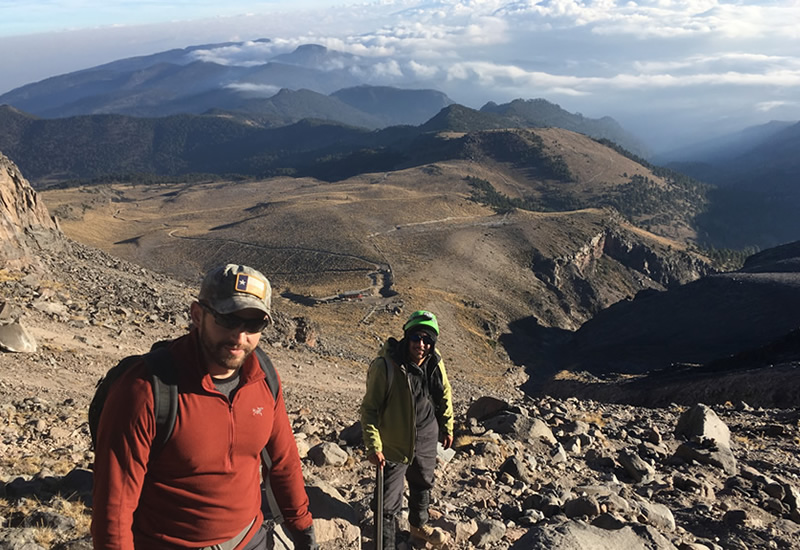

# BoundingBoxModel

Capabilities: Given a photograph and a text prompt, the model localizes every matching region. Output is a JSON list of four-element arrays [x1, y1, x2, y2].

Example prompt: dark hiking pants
[[378, 422, 438, 529]]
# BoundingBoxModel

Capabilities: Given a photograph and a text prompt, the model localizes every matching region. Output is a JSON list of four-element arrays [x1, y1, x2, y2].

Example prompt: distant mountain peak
[[270, 44, 357, 71], [480, 98, 645, 156], [295, 44, 328, 53]]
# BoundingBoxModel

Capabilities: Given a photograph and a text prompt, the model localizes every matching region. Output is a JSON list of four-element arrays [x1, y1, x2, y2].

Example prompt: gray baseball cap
[[198, 264, 272, 319]]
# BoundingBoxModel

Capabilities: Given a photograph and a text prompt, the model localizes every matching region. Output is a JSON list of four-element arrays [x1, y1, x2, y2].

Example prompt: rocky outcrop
[[531, 229, 711, 291], [531, 232, 605, 287], [526, 226, 714, 338], [603, 230, 712, 287], [0, 152, 61, 269], [552, 241, 800, 379]]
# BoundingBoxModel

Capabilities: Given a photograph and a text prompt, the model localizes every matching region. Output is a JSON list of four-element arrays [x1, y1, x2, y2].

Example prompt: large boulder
[[0, 152, 62, 269]]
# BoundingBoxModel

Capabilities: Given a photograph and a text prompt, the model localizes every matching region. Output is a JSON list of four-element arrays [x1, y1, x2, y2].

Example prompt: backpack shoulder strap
[[382, 355, 395, 403], [144, 345, 178, 451], [254, 346, 280, 402], [254, 346, 284, 525]]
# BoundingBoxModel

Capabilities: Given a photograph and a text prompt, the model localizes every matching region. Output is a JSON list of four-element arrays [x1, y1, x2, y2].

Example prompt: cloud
[[190, 41, 280, 66], [755, 100, 797, 112], [440, 58, 800, 94], [2, 0, 799, 152], [225, 82, 281, 96], [365, 59, 405, 79], [406, 60, 441, 79]]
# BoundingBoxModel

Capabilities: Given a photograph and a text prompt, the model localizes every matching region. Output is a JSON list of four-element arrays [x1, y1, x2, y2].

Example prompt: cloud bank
[[1, 0, 799, 151]]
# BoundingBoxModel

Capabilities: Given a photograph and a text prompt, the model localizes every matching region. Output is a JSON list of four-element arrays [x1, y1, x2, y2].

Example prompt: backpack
[[88, 341, 284, 522]]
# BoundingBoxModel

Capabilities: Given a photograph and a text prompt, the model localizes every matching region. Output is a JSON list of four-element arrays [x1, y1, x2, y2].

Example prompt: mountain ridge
[[0, 39, 644, 154]]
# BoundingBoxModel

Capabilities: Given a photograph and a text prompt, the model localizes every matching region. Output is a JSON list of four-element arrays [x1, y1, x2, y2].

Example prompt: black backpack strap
[[383, 355, 394, 405], [372, 356, 397, 421], [254, 346, 284, 525], [143, 345, 178, 451], [260, 447, 284, 524], [255, 347, 280, 401]]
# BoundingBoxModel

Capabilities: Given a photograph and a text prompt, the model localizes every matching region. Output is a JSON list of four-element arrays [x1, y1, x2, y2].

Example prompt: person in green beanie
[[361, 310, 454, 549]]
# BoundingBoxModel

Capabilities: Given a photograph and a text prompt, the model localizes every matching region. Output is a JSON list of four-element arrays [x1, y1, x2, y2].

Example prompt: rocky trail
[[1, 242, 800, 550]]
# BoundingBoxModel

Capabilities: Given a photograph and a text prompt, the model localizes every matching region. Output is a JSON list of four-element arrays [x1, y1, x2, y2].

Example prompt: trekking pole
[[375, 464, 384, 550]]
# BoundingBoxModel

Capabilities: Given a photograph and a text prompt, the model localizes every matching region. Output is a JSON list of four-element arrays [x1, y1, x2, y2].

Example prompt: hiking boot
[[409, 524, 448, 547]]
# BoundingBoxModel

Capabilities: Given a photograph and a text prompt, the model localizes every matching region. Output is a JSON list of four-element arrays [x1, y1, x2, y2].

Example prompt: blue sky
[[1, 0, 799, 152], [0, 1, 334, 36]]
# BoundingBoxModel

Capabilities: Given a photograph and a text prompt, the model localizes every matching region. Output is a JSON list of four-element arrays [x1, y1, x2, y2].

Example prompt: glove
[[288, 524, 319, 550]]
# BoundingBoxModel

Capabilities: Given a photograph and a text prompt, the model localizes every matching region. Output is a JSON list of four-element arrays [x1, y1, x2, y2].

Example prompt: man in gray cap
[[92, 264, 318, 550]]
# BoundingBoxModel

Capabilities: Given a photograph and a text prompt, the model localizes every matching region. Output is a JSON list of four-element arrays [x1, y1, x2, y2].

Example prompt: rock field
[[1, 240, 800, 550]]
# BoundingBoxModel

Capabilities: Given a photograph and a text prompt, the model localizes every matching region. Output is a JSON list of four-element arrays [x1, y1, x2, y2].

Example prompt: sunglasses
[[199, 302, 270, 334], [408, 333, 434, 346]]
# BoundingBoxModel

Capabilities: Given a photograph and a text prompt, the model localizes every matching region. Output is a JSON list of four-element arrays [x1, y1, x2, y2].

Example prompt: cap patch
[[235, 273, 267, 300]]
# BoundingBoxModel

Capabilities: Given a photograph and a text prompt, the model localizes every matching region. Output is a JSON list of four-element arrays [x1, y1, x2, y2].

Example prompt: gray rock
[[482, 410, 530, 437], [467, 396, 509, 421], [294, 434, 310, 458], [673, 441, 737, 475], [499, 456, 534, 485], [510, 521, 678, 549], [307, 442, 348, 466], [635, 500, 676, 532], [722, 509, 747, 526], [436, 516, 478, 545], [518, 509, 546, 526], [675, 404, 731, 450], [32, 300, 69, 318], [673, 473, 714, 499], [525, 491, 564, 518], [764, 481, 785, 500], [0, 301, 14, 324], [563, 435, 583, 454], [576, 486, 631, 515], [469, 517, 506, 548], [644, 426, 662, 445], [530, 417, 558, 445], [564, 495, 602, 518], [767, 497, 787, 514], [783, 483, 800, 511], [0, 529, 47, 549], [337, 421, 362, 446], [618, 449, 655, 483], [791, 508, 800, 524], [550, 442, 569, 463], [592, 512, 627, 530], [304, 480, 360, 546], [0, 321, 37, 353], [18, 510, 76, 531]]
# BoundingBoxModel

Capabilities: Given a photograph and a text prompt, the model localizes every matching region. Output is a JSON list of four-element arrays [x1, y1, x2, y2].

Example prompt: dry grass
[[12, 456, 44, 477], [0, 268, 23, 283], [574, 411, 607, 429], [40, 157, 698, 393], [452, 433, 496, 451], [1, 495, 92, 547]]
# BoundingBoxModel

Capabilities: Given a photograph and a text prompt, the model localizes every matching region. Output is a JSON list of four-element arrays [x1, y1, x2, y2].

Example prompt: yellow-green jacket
[[360, 338, 454, 464]]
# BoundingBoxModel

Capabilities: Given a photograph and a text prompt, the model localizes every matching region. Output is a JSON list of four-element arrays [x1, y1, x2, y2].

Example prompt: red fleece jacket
[[91, 331, 312, 549]]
